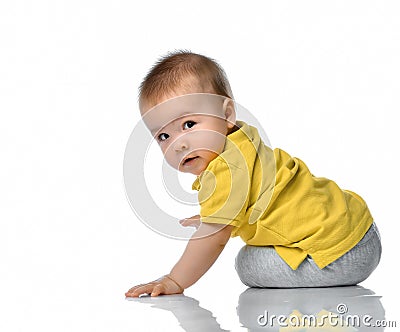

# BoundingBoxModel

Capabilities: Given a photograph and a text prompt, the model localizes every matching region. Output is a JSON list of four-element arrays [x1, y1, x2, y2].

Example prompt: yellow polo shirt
[[192, 121, 373, 270]]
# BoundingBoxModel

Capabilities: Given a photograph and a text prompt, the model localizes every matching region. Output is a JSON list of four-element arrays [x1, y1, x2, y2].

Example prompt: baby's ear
[[223, 98, 236, 129]]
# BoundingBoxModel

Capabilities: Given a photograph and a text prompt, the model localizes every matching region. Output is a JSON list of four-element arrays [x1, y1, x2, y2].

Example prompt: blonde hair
[[139, 50, 233, 107]]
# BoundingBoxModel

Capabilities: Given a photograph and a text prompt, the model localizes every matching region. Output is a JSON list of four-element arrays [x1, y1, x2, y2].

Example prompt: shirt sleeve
[[196, 158, 250, 227]]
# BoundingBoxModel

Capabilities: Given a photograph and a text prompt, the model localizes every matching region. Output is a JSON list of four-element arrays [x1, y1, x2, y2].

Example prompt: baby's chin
[[178, 165, 207, 176]]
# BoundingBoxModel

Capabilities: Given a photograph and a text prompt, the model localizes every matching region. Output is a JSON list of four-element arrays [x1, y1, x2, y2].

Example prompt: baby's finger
[[150, 283, 165, 297], [180, 219, 198, 228], [180, 219, 192, 227], [125, 283, 146, 296], [125, 284, 153, 297]]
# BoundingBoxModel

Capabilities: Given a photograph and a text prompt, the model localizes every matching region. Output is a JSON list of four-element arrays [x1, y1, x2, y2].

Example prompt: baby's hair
[[139, 50, 233, 107]]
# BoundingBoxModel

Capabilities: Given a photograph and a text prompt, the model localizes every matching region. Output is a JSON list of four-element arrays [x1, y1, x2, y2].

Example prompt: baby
[[125, 51, 382, 297]]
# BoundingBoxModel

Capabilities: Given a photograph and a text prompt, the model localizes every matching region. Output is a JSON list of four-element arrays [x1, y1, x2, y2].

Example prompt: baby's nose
[[173, 137, 189, 152]]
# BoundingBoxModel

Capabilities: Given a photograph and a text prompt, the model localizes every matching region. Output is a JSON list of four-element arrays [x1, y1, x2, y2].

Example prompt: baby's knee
[[235, 245, 276, 287], [235, 246, 255, 287]]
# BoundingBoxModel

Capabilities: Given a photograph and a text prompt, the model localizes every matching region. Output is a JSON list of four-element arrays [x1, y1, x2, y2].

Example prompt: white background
[[1, 1, 399, 331]]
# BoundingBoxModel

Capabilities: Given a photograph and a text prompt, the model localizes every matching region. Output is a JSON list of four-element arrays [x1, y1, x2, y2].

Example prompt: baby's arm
[[125, 222, 233, 297]]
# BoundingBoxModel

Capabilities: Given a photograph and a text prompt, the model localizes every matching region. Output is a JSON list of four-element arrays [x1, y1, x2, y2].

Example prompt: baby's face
[[141, 94, 236, 175]]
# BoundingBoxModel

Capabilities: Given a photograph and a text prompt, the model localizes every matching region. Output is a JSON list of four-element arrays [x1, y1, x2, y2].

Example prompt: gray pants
[[235, 223, 382, 288]]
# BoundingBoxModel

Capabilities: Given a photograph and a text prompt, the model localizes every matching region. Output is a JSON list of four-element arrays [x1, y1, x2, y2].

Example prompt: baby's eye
[[157, 133, 169, 142], [183, 121, 196, 130]]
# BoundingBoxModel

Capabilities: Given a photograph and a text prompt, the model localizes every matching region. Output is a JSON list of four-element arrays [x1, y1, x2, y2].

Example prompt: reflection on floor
[[127, 285, 385, 331], [238, 286, 385, 331], [127, 294, 229, 331]]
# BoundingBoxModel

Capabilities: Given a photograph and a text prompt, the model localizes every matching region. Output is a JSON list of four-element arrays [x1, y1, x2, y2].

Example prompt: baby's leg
[[235, 223, 382, 288]]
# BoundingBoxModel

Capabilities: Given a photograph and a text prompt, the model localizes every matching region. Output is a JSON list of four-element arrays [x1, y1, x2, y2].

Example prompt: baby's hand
[[179, 214, 201, 229], [125, 275, 184, 297]]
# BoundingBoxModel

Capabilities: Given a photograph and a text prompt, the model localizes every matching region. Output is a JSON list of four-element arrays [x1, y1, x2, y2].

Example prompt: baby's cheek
[[163, 149, 180, 169], [193, 131, 226, 154]]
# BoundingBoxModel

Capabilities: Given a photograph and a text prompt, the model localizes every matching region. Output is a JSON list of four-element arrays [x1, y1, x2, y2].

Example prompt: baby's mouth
[[182, 155, 199, 166]]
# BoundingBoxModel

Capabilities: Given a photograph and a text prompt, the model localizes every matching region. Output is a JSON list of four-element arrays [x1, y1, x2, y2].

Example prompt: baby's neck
[[228, 121, 240, 135]]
